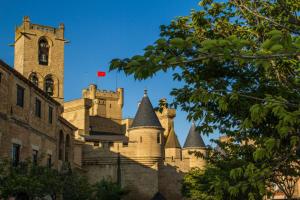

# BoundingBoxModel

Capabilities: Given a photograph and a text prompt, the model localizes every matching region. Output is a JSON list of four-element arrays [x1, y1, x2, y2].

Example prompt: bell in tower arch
[[45, 76, 54, 96], [38, 38, 49, 65]]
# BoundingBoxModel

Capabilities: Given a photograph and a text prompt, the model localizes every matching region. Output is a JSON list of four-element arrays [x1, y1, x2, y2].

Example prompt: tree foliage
[[60, 163, 93, 200], [0, 160, 62, 200], [93, 179, 129, 200], [0, 160, 128, 200], [110, 0, 300, 199]]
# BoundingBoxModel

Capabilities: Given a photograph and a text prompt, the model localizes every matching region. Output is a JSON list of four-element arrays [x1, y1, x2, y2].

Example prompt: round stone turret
[[183, 122, 206, 149], [182, 122, 206, 169], [128, 91, 164, 158]]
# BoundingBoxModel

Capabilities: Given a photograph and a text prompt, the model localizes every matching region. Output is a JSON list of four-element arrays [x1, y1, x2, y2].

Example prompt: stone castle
[[0, 17, 207, 200]]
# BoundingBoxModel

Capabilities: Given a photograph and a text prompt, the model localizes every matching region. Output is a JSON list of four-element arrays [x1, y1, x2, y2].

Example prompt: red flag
[[97, 71, 106, 77]]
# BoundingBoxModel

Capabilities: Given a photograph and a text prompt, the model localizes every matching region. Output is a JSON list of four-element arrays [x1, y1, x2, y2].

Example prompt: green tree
[[93, 179, 128, 200], [60, 163, 93, 200], [0, 160, 61, 200], [110, 0, 300, 199]]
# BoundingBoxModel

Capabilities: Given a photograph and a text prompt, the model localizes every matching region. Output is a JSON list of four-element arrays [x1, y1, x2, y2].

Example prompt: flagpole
[[116, 72, 118, 90]]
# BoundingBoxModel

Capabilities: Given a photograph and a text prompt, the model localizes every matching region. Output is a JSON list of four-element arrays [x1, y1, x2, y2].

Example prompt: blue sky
[[0, 0, 218, 146]]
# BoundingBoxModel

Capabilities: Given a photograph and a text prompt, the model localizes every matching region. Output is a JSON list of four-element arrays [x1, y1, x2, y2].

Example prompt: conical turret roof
[[183, 123, 206, 148], [131, 90, 162, 129], [165, 127, 181, 149]]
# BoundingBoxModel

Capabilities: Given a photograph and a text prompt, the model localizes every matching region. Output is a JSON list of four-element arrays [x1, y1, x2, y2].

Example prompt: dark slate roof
[[183, 123, 206, 148], [131, 90, 162, 129], [151, 192, 166, 200], [165, 127, 181, 149]]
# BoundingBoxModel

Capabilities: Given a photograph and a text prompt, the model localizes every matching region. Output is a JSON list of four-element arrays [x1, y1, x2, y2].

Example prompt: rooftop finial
[[144, 89, 148, 97], [23, 16, 30, 22]]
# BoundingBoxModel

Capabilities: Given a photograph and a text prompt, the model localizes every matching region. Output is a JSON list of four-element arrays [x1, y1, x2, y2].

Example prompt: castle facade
[[0, 17, 207, 200]]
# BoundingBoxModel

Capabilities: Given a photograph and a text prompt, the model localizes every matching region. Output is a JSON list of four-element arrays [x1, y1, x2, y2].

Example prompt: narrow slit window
[[35, 98, 42, 118], [47, 154, 52, 168], [48, 106, 53, 124], [12, 143, 21, 167], [32, 149, 38, 165], [157, 134, 160, 144]]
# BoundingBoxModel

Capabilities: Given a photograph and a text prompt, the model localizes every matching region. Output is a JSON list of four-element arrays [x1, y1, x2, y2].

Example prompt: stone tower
[[82, 84, 124, 124], [14, 16, 66, 104], [128, 90, 164, 158], [183, 122, 206, 169], [155, 98, 176, 140], [126, 90, 164, 199]]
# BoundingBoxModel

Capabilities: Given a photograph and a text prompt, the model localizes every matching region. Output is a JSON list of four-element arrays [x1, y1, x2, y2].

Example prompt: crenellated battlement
[[15, 16, 65, 40], [96, 90, 119, 99], [82, 84, 123, 100]]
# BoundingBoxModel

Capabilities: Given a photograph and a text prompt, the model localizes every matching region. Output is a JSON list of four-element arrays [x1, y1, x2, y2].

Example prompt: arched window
[[38, 38, 49, 65], [59, 131, 64, 161], [44, 75, 54, 96], [29, 73, 38, 86], [65, 134, 70, 162]]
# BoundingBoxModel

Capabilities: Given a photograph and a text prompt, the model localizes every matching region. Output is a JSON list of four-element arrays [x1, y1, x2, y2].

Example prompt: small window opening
[[47, 154, 52, 168], [157, 134, 161, 144], [12, 143, 21, 167], [32, 149, 38, 165], [94, 142, 99, 147], [16, 85, 25, 107], [35, 98, 42, 118]]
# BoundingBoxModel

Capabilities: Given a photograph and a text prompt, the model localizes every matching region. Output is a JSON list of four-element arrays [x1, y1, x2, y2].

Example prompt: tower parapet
[[81, 84, 124, 124], [16, 16, 65, 40]]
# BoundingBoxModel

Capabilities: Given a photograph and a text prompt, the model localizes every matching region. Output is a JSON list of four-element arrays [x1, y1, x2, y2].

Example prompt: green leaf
[[170, 38, 185, 48], [270, 44, 283, 52], [265, 138, 276, 151], [156, 38, 167, 46], [253, 148, 266, 161], [290, 136, 299, 147]]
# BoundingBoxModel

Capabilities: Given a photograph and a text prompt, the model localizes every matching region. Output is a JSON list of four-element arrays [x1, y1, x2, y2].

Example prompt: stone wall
[[63, 98, 92, 136], [0, 60, 76, 170], [82, 142, 161, 200]]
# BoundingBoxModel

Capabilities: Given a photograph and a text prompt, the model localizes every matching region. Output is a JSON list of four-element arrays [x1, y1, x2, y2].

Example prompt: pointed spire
[[165, 127, 181, 149], [183, 123, 206, 148], [131, 91, 162, 128]]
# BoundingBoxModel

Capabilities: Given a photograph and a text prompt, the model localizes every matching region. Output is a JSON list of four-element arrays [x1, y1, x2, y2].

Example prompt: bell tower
[[14, 16, 66, 104]]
